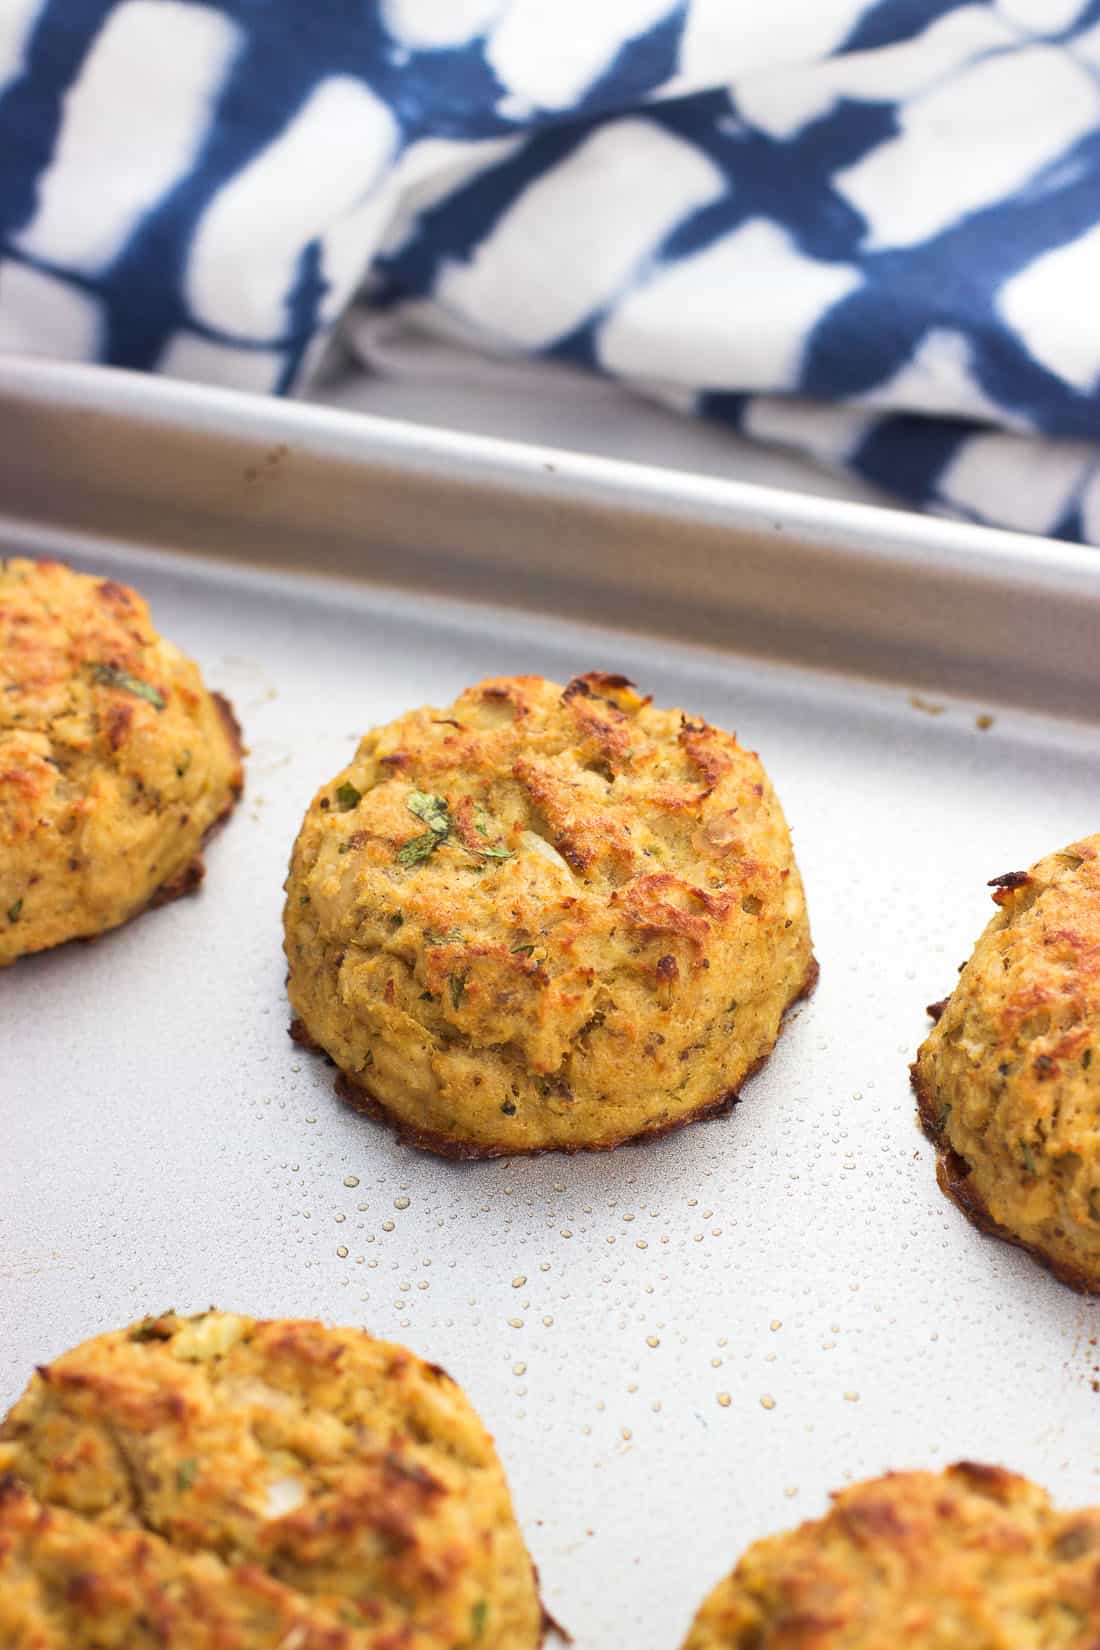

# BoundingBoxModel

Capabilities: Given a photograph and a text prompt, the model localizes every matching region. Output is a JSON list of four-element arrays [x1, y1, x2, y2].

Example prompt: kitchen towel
[[1, 0, 1098, 540]]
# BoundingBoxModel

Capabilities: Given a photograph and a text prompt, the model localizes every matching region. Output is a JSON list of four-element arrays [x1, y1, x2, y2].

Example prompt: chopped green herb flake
[[335, 782, 361, 812], [337, 842, 350, 855], [475, 842, 514, 860], [464, 805, 513, 860], [89, 663, 166, 711], [397, 793, 451, 867], [511, 942, 535, 956], [936, 1103, 952, 1131], [175, 750, 192, 778], [470, 1599, 489, 1639], [398, 830, 441, 868], [449, 972, 467, 1011], [390, 912, 404, 928], [7, 898, 22, 923], [176, 1458, 199, 1491], [1020, 1140, 1037, 1175], [407, 791, 450, 835]]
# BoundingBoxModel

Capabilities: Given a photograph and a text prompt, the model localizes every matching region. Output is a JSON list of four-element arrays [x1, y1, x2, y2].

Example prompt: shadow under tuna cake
[[284, 671, 815, 1157], [0, 558, 243, 966]]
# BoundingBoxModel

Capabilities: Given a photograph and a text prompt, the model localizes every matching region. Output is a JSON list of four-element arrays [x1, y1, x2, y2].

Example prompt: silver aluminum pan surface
[[1, 358, 1099, 1650]]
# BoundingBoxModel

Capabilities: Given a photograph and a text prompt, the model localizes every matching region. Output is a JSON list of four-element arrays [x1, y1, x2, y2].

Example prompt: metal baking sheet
[[1, 358, 1099, 1650]]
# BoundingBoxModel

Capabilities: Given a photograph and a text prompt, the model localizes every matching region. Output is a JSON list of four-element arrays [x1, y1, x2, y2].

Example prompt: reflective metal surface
[[1, 358, 1098, 1650]]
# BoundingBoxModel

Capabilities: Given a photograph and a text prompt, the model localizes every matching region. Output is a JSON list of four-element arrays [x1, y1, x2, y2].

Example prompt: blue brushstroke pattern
[[0, 0, 1097, 541]]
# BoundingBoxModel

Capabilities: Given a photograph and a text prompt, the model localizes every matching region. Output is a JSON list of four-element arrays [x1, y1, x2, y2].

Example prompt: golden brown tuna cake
[[283, 671, 814, 1156], [912, 835, 1100, 1291], [681, 1462, 1100, 1649], [0, 1310, 543, 1650], [0, 558, 243, 965]]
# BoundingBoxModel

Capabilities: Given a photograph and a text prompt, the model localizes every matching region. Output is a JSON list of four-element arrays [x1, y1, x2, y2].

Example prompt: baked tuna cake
[[0, 558, 243, 965], [912, 835, 1100, 1291], [681, 1462, 1100, 1649], [0, 1310, 543, 1649], [284, 672, 814, 1157]]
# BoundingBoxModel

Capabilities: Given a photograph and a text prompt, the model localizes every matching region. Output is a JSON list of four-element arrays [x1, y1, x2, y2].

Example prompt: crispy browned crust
[[911, 1057, 1100, 1296], [540, 1600, 571, 1645], [295, 952, 818, 1162], [147, 855, 206, 909], [797, 952, 820, 1003], [330, 1071, 738, 1161], [212, 689, 246, 768], [289, 1016, 324, 1052]]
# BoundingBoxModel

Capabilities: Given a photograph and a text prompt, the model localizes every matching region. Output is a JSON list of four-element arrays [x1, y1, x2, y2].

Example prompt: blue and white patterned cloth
[[1, 1, 1099, 541]]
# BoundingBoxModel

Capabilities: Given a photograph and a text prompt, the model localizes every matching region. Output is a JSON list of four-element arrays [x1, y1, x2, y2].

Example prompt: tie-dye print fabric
[[1, 2, 1098, 540]]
